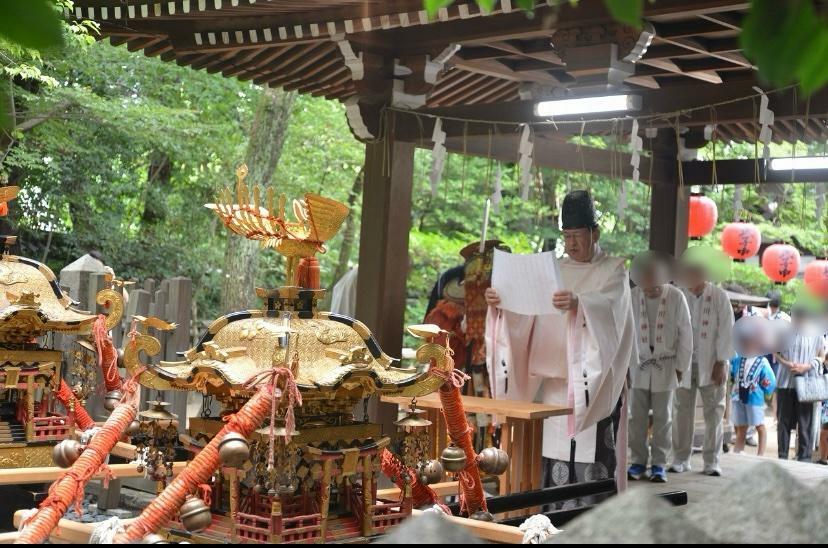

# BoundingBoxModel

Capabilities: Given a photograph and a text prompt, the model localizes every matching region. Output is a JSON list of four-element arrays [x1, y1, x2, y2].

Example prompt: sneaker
[[668, 461, 691, 473], [703, 466, 723, 477], [650, 466, 667, 483], [627, 464, 647, 481], [745, 434, 758, 447]]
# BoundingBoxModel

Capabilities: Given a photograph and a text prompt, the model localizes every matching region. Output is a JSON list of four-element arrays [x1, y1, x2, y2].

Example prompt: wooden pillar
[[25, 375, 34, 442], [649, 130, 690, 257], [356, 122, 415, 431], [361, 454, 374, 537], [269, 498, 283, 544], [318, 458, 334, 542]]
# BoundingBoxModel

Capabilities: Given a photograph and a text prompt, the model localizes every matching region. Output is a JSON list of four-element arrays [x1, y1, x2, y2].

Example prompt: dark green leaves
[[741, 0, 828, 95], [0, 0, 64, 52], [603, 0, 644, 28]]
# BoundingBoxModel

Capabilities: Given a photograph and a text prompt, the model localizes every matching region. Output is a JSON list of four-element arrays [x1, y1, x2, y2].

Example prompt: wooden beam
[[643, 37, 741, 60], [653, 18, 739, 39], [681, 158, 828, 184], [13, 513, 137, 544], [400, 126, 666, 184], [415, 78, 828, 134], [0, 461, 187, 485], [410, 509, 525, 544], [654, 36, 753, 68], [452, 57, 559, 86], [637, 58, 723, 84]]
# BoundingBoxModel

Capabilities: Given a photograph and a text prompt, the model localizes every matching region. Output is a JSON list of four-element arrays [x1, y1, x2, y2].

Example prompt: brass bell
[[470, 510, 494, 522], [419, 459, 444, 485], [103, 389, 123, 412], [142, 533, 169, 544], [52, 439, 83, 468], [477, 447, 510, 476], [126, 420, 141, 436], [217, 431, 250, 468], [440, 443, 467, 473], [179, 494, 212, 533]]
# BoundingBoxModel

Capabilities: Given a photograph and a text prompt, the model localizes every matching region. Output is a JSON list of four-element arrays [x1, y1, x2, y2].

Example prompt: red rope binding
[[15, 369, 144, 544], [93, 314, 123, 392], [380, 449, 450, 514], [116, 383, 277, 543], [54, 379, 95, 431]]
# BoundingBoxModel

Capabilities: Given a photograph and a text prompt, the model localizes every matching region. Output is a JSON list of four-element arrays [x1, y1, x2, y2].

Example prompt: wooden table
[[383, 393, 571, 498]]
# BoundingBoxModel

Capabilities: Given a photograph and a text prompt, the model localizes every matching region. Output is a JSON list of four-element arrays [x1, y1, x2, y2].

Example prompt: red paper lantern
[[804, 259, 828, 298], [688, 194, 717, 239], [761, 243, 801, 284], [720, 222, 761, 261]]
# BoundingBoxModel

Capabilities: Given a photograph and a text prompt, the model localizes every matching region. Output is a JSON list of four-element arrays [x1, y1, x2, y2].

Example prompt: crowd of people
[[630, 268, 828, 484], [480, 189, 827, 492]]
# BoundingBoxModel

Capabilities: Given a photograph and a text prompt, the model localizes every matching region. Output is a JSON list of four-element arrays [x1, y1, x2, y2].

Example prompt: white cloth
[[486, 246, 636, 462], [681, 283, 734, 388], [630, 285, 693, 392], [629, 388, 673, 467], [519, 514, 561, 544], [330, 266, 358, 317]]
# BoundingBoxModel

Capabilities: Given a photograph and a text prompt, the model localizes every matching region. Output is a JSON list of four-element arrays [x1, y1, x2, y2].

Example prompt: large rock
[[377, 512, 482, 544], [685, 461, 825, 543], [549, 488, 715, 544]]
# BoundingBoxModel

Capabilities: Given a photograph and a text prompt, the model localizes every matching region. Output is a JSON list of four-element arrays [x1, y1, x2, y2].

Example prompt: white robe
[[486, 247, 637, 462], [630, 284, 693, 392], [680, 283, 734, 388], [330, 267, 358, 317]]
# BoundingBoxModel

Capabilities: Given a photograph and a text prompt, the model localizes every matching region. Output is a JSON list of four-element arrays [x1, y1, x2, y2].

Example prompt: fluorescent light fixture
[[769, 156, 828, 171], [534, 94, 641, 117]]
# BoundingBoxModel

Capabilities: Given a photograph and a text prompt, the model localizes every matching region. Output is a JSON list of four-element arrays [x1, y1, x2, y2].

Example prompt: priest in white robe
[[671, 259, 734, 476], [627, 253, 693, 483], [485, 190, 637, 496]]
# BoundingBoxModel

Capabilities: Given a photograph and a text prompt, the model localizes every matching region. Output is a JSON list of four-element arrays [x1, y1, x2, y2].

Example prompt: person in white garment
[[484, 190, 636, 497], [330, 266, 358, 317], [627, 253, 693, 483], [671, 259, 734, 477]]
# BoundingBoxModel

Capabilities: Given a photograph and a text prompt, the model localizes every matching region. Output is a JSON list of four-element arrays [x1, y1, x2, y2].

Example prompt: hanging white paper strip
[[518, 124, 533, 200], [753, 87, 774, 162], [429, 118, 447, 197]]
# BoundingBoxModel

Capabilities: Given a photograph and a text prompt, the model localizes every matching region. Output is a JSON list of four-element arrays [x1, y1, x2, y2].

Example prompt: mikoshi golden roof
[[131, 301, 445, 401], [0, 253, 97, 341]]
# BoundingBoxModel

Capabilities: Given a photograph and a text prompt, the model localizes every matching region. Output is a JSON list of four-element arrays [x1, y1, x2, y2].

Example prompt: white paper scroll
[[430, 118, 447, 197], [492, 248, 563, 316]]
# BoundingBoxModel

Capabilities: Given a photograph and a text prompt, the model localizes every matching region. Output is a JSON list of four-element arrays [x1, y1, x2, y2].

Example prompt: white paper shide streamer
[[491, 163, 503, 213], [518, 124, 534, 200], [619, 119, 643, 220], [430, 118, 447, 197], [754, 86, 774, 162]]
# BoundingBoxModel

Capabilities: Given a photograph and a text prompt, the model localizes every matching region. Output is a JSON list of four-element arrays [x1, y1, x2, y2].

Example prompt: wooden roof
[[72, 1, 826, 143]]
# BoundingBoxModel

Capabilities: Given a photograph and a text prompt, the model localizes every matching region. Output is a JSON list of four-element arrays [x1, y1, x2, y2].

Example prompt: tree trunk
[[329, 167, 363, 288], [221, 88, 295, 312], [141, 151, 172, 226], [0, 76, 15, 163]]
